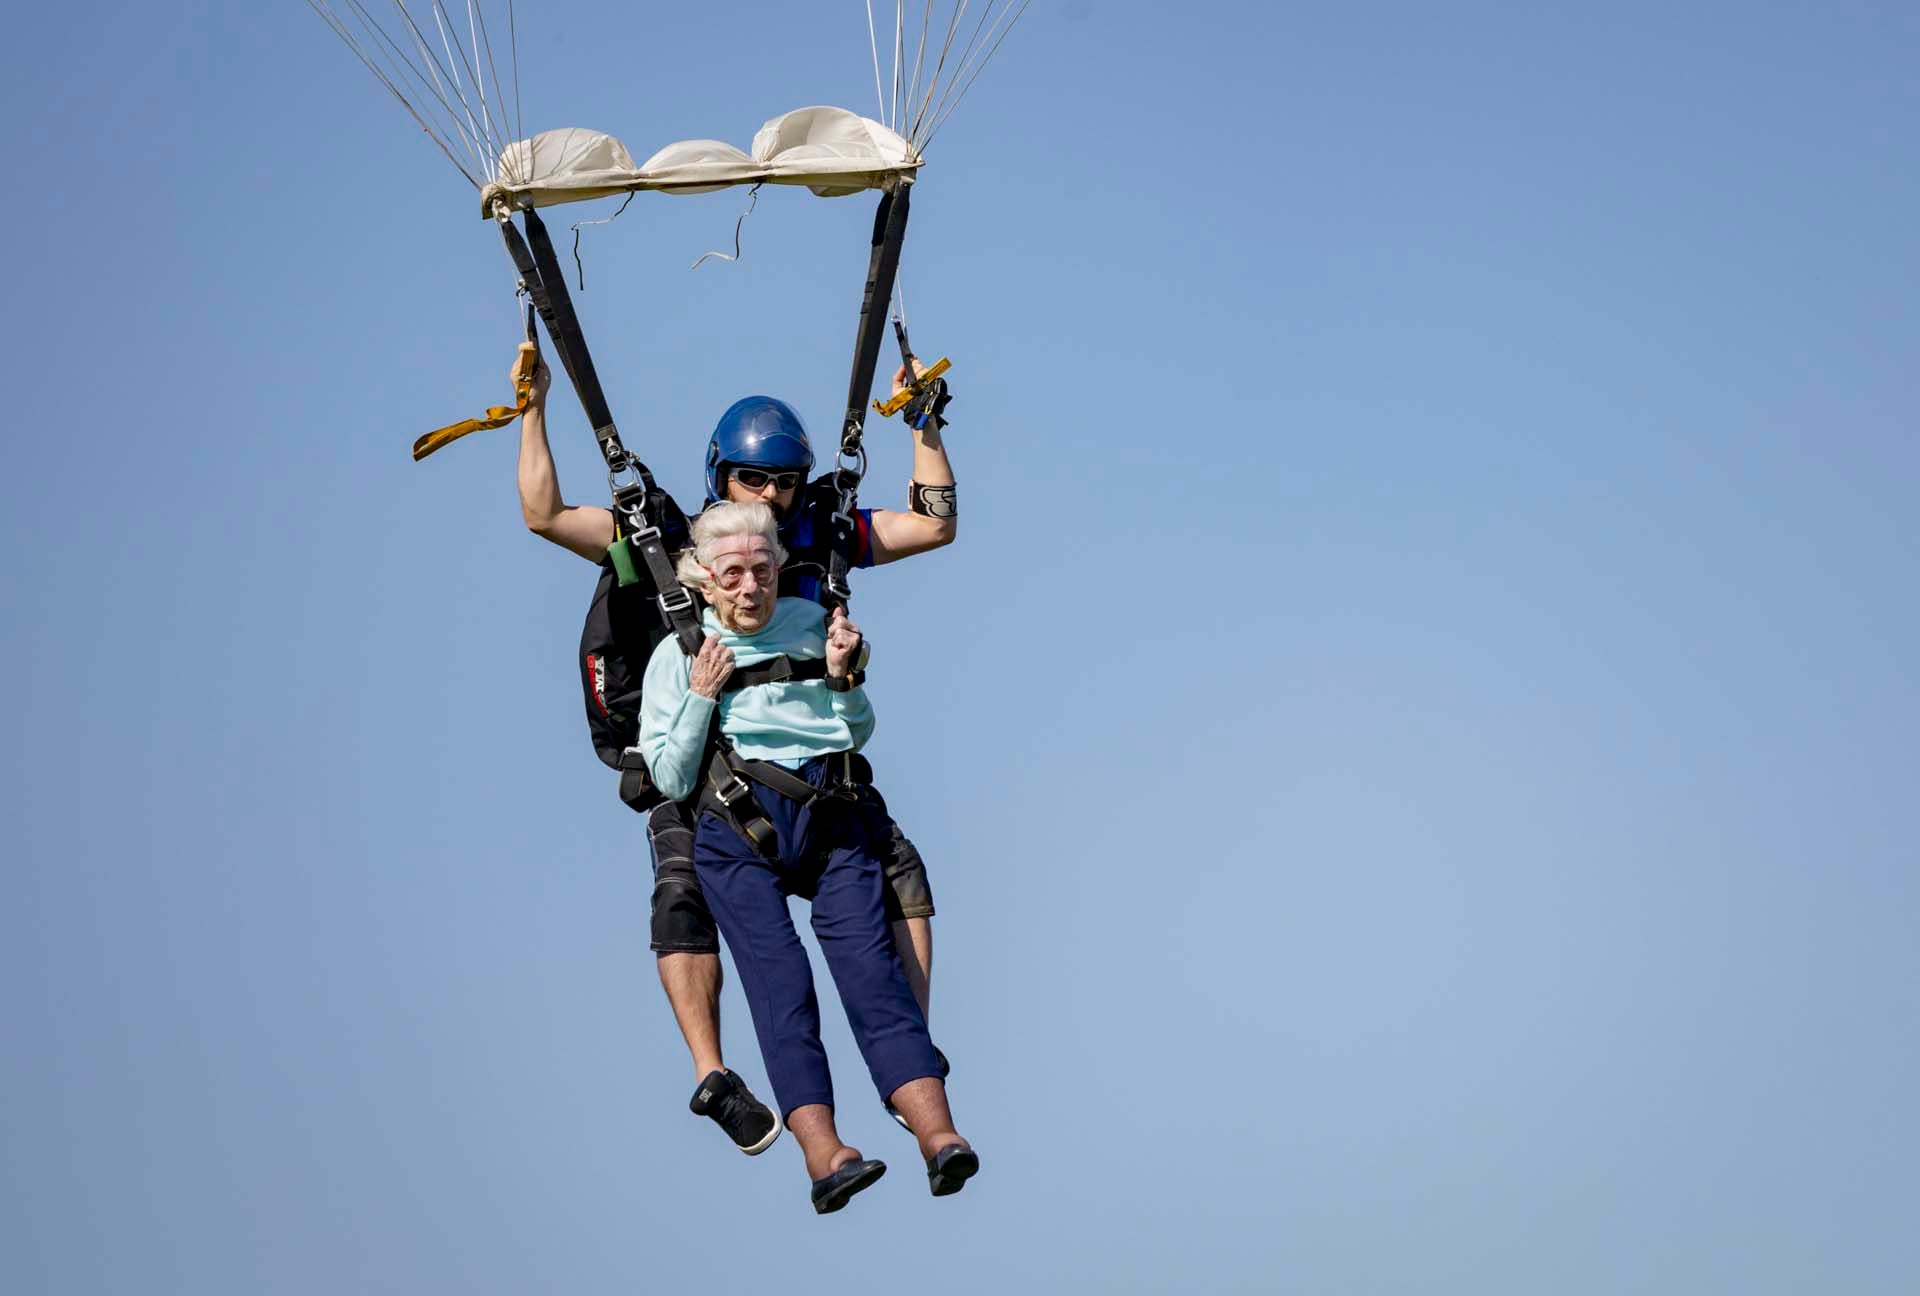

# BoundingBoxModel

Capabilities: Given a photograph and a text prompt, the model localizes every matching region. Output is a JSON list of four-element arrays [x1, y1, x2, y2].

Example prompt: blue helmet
[[705, 396, 814, 503]]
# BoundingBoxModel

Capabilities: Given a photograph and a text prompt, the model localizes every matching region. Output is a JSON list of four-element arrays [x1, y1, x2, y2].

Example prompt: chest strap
[[723, 655, 825, 691], [721, 654, 864, 693]]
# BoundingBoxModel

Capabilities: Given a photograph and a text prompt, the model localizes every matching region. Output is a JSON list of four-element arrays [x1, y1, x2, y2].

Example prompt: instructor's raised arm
[[867, 361, 958, 565], [517, 355, 616, 562]]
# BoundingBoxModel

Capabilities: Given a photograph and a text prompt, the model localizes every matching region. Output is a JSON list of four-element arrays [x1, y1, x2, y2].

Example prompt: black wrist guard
[[909, 481, 958, 519], [902, 377, 952, 431]]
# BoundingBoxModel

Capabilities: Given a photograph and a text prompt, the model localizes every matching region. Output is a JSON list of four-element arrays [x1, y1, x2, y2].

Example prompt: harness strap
[[616, 747, 659, 814], [698, 744, 863, 861], [612, 654, 858, 816], [722, 654, 833, 691]]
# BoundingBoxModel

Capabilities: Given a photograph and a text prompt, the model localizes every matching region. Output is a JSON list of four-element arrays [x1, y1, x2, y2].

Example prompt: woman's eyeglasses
[[730, 467, 804, 492], [709, 561, 776, 591]]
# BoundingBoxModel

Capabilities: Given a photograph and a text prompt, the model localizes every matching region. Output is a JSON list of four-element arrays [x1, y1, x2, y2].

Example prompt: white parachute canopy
[[481, 106, 920, 216], [306, 0, 1032, 198]]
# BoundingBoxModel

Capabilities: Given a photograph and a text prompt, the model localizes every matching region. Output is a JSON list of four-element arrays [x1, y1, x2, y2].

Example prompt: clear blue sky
[[4, 2, 1917, 1292]]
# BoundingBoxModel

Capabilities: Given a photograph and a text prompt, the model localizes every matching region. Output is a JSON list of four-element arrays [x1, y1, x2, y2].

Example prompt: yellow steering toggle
[[873, 355, 952, 419]]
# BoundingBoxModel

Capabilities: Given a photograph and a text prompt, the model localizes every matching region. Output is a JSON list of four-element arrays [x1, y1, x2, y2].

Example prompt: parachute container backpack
[[579, 499, 694, 813], [309, 0, 1034, 801]]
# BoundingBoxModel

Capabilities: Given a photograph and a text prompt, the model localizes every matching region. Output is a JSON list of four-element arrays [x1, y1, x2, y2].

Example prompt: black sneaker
[[689, 1069, 781, 1155], [884, 1046, 952, 1133]]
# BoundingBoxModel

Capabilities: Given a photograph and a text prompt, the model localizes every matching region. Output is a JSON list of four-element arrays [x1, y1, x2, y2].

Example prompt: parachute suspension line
[[570, 191, 635, 289], [891, 2, 905, 132], [905, 0, 972, 148], [334, 0, 502, 184], [921, 0, 1034, 148], [305, 0, 480, 187], [506, 0, 524, 172], [315, 1, 464, 182], [690, 184, 764, 271], [863, 1, 886, 122], [384, 0, 497, 174], [363, 0, 495, 181], [467, 0, 517, 183], [399, 0, 490, 178], [425, 0, 497, 179], [902, 0, 937, 141], [914, 0, 999, 147], [464, 0, 494, 162]]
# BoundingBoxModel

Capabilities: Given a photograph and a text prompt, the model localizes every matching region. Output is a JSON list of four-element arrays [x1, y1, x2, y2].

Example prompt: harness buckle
[[657, 583, 695, 618], [714, 774, 755, 809], [611, 482, 652, 517], [826, 751, 862, 800], [608, 462, 645, 494]]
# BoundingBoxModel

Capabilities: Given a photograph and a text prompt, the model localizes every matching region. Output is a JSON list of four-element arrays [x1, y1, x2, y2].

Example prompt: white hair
[[675, 500, 789, 591]]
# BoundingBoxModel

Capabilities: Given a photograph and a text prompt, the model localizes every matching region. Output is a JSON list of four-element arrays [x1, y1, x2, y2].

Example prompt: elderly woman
[[637, 501, 976, 1214]]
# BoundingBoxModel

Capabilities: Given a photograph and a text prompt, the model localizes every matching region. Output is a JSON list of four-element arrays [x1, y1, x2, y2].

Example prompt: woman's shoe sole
[[926, 1146, 979, 1198], [812, 1159, 888, 1215]]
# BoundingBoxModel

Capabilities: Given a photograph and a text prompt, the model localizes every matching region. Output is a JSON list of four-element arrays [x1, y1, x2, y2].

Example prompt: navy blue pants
[[693, 757, 942, 1120]]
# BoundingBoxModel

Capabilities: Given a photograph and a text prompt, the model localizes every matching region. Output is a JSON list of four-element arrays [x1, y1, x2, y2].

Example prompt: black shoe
[[885, 1046, 952, 1132], [926, 1143, 979, 1197], [811, 1157, 887, 1214], [689, 1070, 781, 1156]]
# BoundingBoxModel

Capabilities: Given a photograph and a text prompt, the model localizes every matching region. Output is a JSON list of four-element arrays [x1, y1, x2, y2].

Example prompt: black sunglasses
[[730, 466, 804, 492]]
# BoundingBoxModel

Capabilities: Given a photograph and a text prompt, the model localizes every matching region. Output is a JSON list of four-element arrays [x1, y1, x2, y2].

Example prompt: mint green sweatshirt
[[638, 597, 875, 802]]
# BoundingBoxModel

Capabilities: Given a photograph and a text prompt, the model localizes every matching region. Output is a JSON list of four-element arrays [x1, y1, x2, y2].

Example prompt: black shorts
[[646, 781, 934, 954]]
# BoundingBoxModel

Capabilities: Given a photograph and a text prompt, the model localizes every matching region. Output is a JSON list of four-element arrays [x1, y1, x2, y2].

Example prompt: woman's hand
[[825, 607, 863, 679], [689, 635, 735, 699]]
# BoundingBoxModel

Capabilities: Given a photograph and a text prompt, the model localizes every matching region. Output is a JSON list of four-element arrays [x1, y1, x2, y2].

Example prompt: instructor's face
[[705, 535, 779, 633]]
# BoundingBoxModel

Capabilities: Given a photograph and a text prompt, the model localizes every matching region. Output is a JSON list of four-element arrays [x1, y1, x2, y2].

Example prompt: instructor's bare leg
[[891, 917, 933, 1023], [657, 952, 724, 1078]]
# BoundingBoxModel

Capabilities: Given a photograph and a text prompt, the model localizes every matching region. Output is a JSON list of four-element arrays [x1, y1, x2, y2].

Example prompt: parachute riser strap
[[500, 209, 651, 494], [828, 182, 913, 604], [497, 216, 591, 422], [502, 208, 701, 655], [518, 206, 617, 432]]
